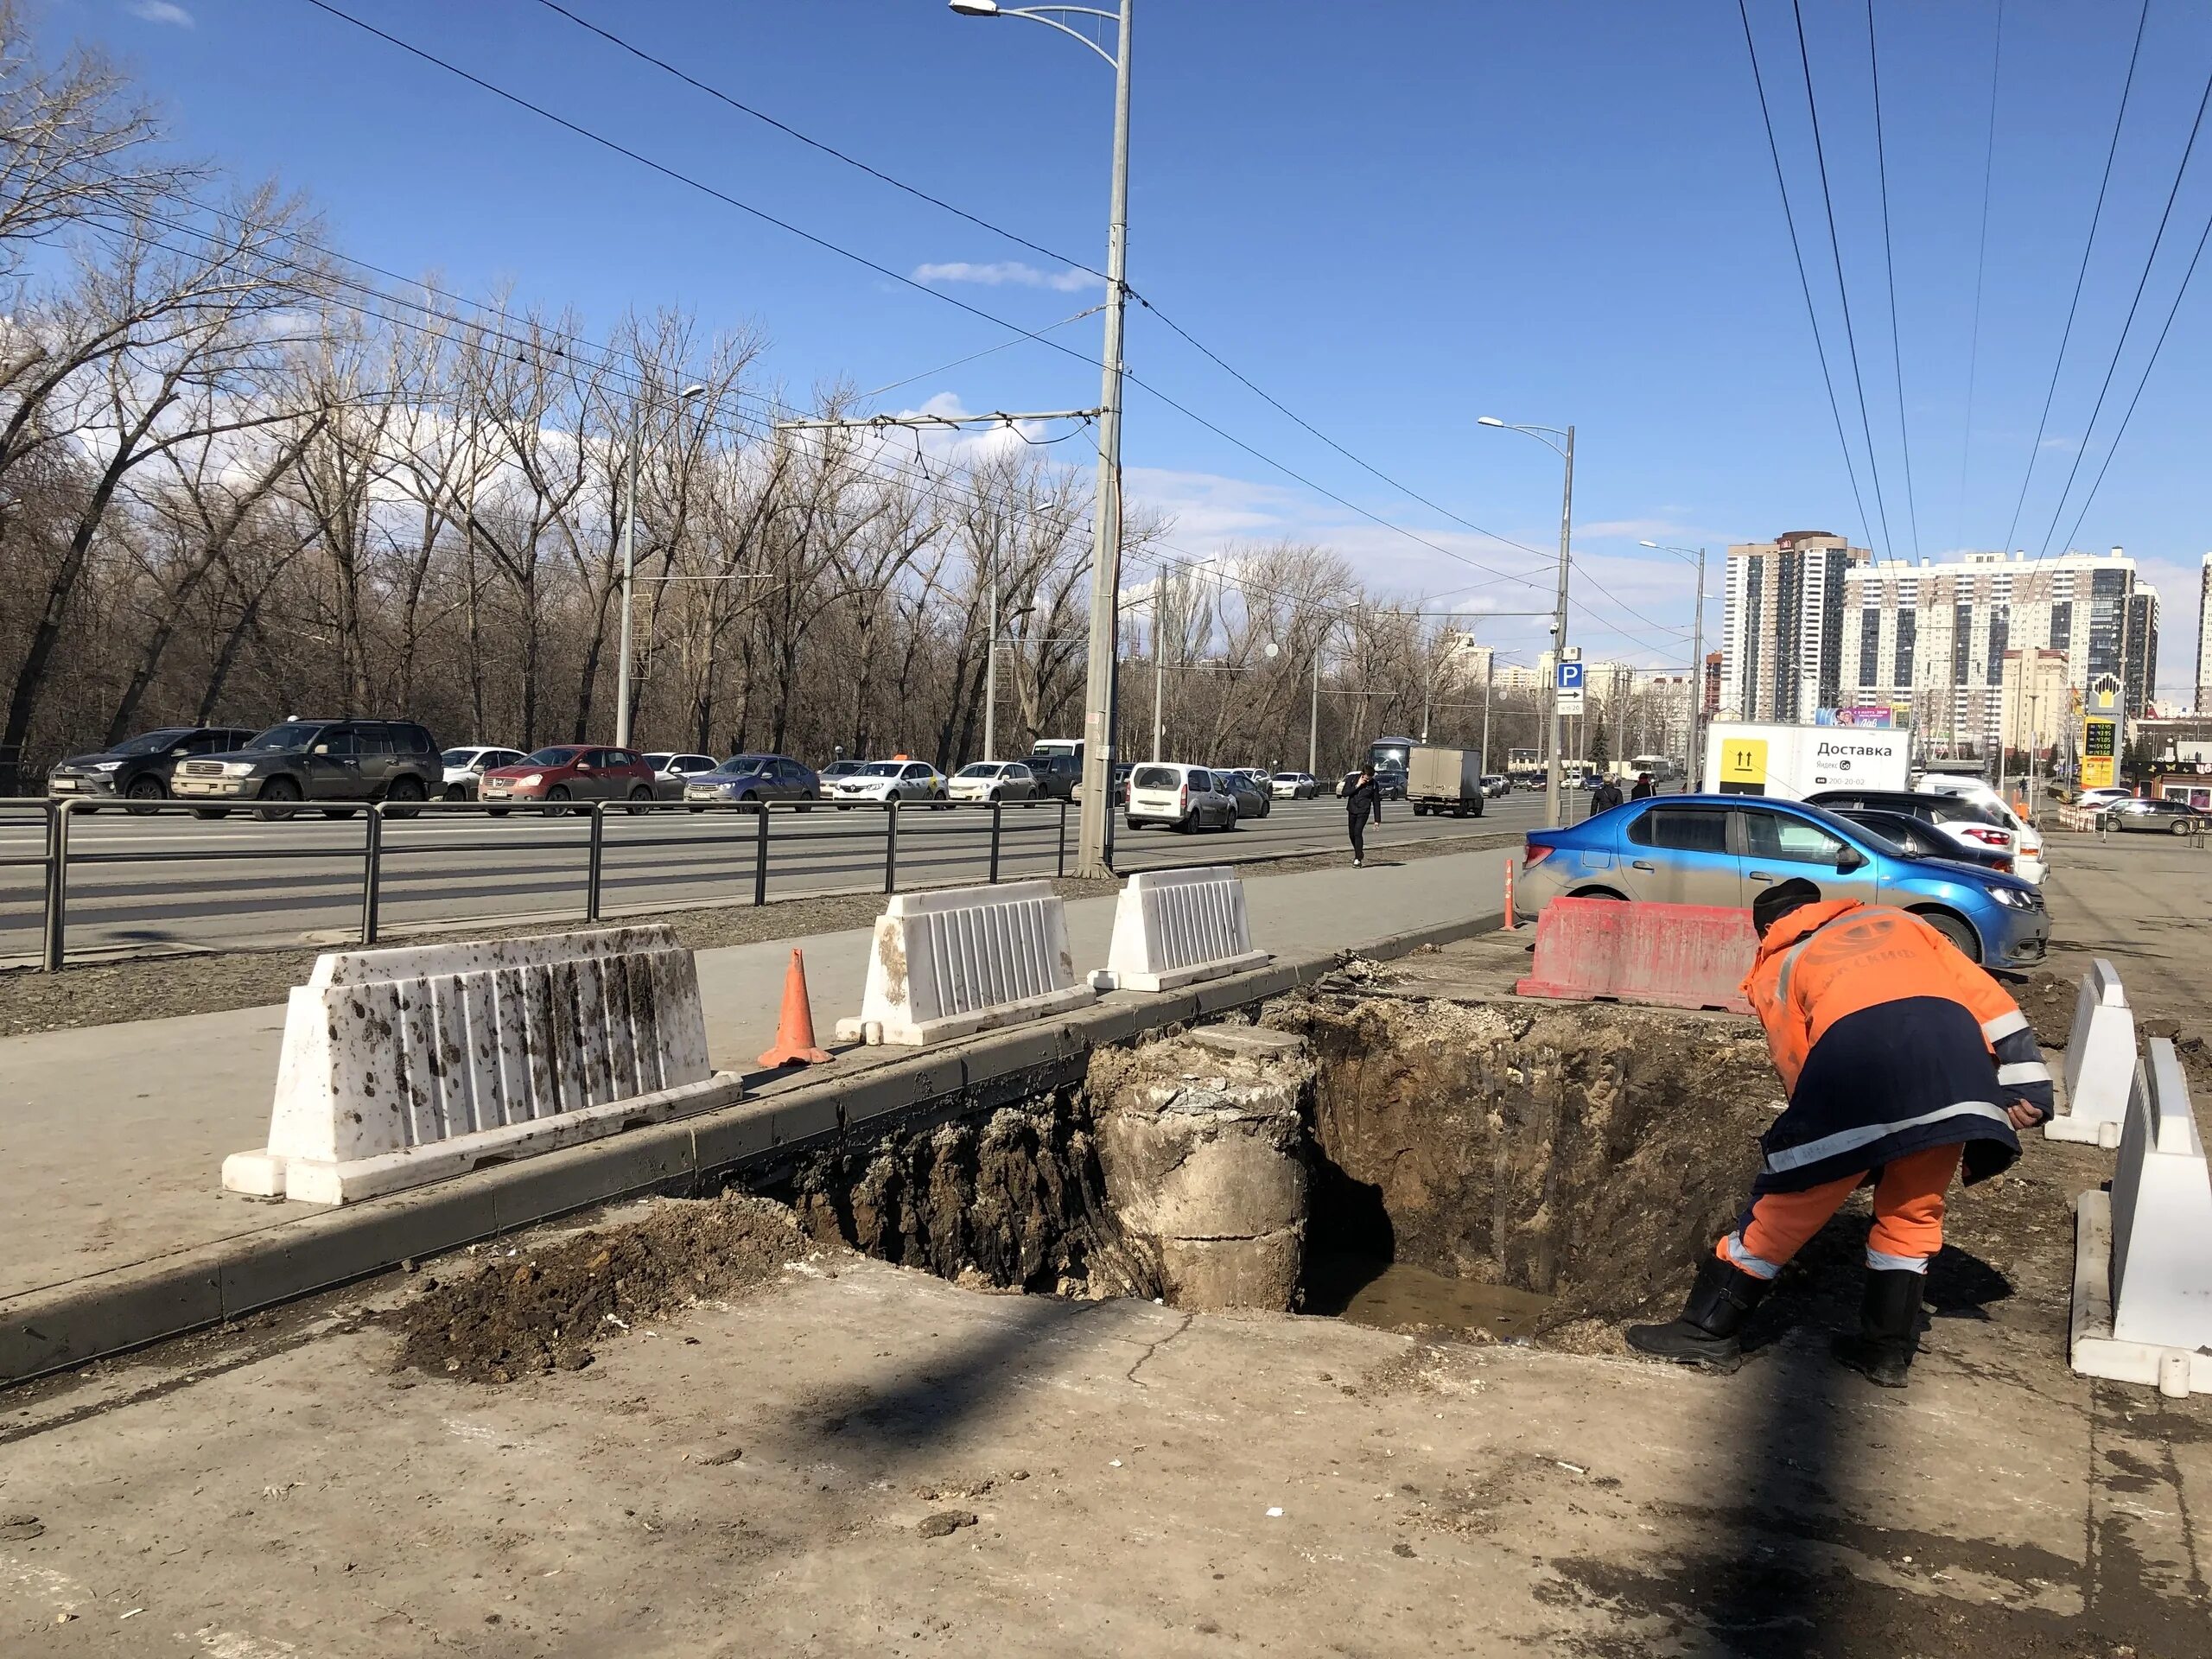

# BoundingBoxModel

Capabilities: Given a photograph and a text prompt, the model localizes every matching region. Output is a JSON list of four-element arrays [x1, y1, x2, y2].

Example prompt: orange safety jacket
[[1738, 899, 2051, 1194]]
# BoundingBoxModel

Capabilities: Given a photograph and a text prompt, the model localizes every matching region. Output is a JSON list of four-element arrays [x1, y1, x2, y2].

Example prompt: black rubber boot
[[1831, 1268, 1924, 1388], [1626, 1255, 1773, 1375]]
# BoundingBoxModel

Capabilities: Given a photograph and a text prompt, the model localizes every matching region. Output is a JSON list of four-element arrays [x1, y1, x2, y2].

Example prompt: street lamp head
[[680, 384, 707, 401], [1476, 416, 1506, 428], [1638, 539, 1659, 549], [949, 0, 1001, 14]]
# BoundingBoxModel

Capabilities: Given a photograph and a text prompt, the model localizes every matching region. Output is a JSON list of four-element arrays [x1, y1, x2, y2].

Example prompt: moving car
[[641, 752, 719, 800], [682, 753, 819, 810], [949, 760, 1038, 803], [2074, 785, 2134, 811], [441, 745, 526, 801], [1915, 776, 2047, 884], [1803, 788, 2020, 874], [827, 760, 947, 806], [1216, 769, 1270, 820], [2104, 797, 2208, 836], [46, 726, 261, 813], [818, 759, 865, 785], [172, 719, 442, 820], [1027, 750, 1083, 800], [1336, 769, 1407, 800], [1827, 806, 2013, 874], [1126, 763, 1237, 832], [1270, 771, 1319, 800], [1514, 793, 2047, 968], [480, 746, 656, 815], [1481, 774, 1510, 799]]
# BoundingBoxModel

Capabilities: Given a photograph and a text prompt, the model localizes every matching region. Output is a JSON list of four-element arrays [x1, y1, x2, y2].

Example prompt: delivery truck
[[1406, 744, 1485, 817], [1701, 721, 1910, 798]]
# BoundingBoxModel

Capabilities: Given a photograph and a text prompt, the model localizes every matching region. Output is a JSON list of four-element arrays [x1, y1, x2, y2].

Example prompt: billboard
[[2082, 716, 2117, 791], [1816, 706, 1897, 728]]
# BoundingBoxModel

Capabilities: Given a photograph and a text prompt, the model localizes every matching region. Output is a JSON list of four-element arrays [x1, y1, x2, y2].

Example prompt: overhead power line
[[2000, 0, 2146, 556], [1954, 0, 2004, 550], [1790, 0, 1895, 558], [1734, 0, 1875, 554], [1865, 0, 1920, 561]]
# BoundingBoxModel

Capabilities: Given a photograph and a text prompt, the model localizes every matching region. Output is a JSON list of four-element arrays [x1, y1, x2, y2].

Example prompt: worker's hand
[[2006, 1101, 2046, 1130]]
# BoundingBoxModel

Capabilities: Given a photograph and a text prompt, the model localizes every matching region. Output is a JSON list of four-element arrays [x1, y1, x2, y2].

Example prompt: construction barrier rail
[[836, 879, 1094, 1046], [1515, 895, 1757, 1015], [2047, 958, 2133, 1147], [1091, 866, 1268, 992]]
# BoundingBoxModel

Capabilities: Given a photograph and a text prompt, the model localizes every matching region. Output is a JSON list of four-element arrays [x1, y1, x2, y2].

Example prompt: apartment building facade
[[2196, 552, 2211, 715], [1719, 531, 1867, 722]]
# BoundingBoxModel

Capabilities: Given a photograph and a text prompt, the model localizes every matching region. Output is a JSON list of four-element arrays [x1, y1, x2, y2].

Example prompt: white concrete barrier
[[222, 926, 735, 1205], [2046, 958, 2133, 1147], [1089, 866, 1269, 993], [835, 880, 1093, 1046], [2069, 1039, 2212, 1396]]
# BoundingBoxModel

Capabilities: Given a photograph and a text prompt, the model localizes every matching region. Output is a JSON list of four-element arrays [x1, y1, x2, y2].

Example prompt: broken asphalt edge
[[0, 908, 1503, 1387]]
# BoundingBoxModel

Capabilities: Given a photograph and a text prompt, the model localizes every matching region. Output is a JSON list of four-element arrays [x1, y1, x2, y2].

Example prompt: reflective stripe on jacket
[[1739, 899, 2050, 1194]]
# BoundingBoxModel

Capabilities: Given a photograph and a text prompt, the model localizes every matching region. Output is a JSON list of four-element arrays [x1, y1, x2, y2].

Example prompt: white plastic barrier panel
[[223, 926, 734, 1205], [1090, 866, 1269, 993], [835, 880, 1093, 1046], [2048, 958, 2134, 1147], [2070, 1039, 2212, 1396]]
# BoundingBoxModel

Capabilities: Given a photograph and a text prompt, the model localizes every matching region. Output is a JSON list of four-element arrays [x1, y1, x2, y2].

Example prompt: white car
[[642, 751, 719, 799], [1270, 771, 1318, 799], [1916, 777, 2046, 884], [828, 760, 947, 807], [1125, 762, 1237, 832], [2075, 786, 2134, 812], [948, 760, 1038, 803], [439, 745, 526, 801]]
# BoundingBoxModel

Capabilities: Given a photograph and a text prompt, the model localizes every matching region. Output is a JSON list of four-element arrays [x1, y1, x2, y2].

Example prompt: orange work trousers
[[1716, 1144, 1963, 1279]]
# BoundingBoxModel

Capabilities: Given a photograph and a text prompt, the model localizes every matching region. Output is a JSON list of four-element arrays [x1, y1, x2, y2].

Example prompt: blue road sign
[[1556, 661, 1584, 690]]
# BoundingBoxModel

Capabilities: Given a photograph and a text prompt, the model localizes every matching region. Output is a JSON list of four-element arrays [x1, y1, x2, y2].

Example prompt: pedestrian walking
[[1630, 771, 1656, 800], [1345, 765, 1383, 867], [1626, 877, 2052, 1387], [1590, 775, 1624, 812]]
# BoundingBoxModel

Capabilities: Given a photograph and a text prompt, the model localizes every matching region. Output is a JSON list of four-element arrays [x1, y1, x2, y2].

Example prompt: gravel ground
[[0, 829, 1512, 1037]]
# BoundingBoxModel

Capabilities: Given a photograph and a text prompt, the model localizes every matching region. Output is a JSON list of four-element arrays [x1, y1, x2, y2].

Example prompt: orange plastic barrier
[[1515, 896, 1756, 1014]]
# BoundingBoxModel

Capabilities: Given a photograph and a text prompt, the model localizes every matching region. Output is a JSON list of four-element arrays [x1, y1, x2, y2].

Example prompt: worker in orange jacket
[[1628, 877, 2053, 1386]]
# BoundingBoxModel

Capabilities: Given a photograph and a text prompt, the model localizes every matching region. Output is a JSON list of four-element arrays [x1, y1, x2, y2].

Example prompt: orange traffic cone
[[758, 948, 834, 1068]]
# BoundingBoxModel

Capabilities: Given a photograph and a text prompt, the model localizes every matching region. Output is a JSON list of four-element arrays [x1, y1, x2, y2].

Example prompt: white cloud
[[912, 260, 1102, 294], [125, 1, 194, 25]]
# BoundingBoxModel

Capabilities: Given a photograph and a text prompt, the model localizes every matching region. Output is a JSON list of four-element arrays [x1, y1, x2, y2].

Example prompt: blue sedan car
[[1514, 793, 2048, 968]]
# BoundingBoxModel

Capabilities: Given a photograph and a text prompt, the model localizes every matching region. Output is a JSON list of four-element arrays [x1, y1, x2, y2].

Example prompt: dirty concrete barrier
[[1094, 1027, 1313, 1312]]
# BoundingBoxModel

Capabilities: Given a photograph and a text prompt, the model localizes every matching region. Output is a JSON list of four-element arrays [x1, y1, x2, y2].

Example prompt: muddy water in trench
[[1304, 1252, 1554, 1340]]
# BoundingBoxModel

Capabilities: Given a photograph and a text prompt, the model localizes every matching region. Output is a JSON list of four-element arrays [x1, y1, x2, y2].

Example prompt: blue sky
[[56, 0, 2212, 696]]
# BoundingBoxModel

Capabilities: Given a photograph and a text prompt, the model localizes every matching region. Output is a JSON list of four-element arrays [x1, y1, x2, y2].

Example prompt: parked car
[[1802, 788, 2022, 878], [1514, 793, 2047, 967], [2074, 785, 2135, 811], [1828, 807, 2013, 874], [172, 719, 442, 820], [1215, 769, 1270, 820], [479, 745, 657, 816], [1915, 776, 2048, 882], [441, 745, 526, 801], [817, 759, 866, 786], [641, 751, 719, 800], [1027, 750, 1084, 800], [46, 725, 261, 813], [1481, 774, 1510, 798], [949, 760, 1038, 803], [827, 760, 947, 807], [1073, 761, 1135, 806], [1270, 771, 1319, 800], [682, 753, 819, 810], [2105, 797, 2208, 836], [1126, 762, 1237, 832]]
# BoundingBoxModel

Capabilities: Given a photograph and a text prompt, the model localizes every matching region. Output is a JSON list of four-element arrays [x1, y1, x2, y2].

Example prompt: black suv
[[172, 719, 442, 819], [1028, 752, 1084, 800], [46, 726, 262, 813]]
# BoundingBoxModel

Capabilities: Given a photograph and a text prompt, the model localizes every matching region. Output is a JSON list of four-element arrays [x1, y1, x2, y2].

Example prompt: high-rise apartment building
[[1719, 531, 1869, 722], [2196, 553, 2211, 714], [1839, 548, 2153, 753]]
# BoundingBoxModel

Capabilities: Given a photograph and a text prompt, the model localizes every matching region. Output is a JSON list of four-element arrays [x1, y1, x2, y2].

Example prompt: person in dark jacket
[[1590, 775, 1624, 812], [1626, 878, 2053, 1387], [1630, 771, 1656, 800], [1345, 766, 1383, 866]]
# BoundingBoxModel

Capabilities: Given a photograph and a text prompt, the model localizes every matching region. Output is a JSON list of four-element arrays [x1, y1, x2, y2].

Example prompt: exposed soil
[[391, 1193, 823, 1383], [2016, 969, 2080, 1049]]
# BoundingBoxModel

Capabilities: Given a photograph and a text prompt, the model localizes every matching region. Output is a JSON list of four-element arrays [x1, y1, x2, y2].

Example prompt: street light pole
[[1481, 416, 1574, 826], [1308, 639, 1321, 777], [1152, 565, 1166, 762], [1641, 539, 1707, 785]]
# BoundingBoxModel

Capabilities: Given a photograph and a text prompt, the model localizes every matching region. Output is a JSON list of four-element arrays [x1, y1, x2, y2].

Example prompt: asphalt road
[[0, 789, 1552, 963]]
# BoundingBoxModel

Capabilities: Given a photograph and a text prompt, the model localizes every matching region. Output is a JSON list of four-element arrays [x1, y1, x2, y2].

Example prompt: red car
[[479, 745, 658, 815]]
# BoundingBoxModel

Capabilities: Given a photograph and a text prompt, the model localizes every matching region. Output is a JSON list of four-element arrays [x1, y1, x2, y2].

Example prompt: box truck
[[1406, 745, 1485, 817], [1701, 721, 1909, 799]]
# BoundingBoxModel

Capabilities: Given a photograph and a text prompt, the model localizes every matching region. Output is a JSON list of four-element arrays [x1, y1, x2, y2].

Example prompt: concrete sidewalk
[[0, 848, 1504, 1311]]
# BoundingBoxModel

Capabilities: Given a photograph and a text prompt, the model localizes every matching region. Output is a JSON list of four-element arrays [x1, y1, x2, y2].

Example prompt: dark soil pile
[[394, 1194, 811, 1382], [1277, 996, 1783, 1332], [2015, 970, 2078, 1050], [791, 1100, 1155, 1298]]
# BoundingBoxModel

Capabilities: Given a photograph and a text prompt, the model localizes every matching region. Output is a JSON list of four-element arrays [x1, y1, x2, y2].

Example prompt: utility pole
[[1688, 546, 1706, 783], [1308, 639, 1321, 777], [614, 407, 639, 749], [1480, 652, 1492, 775], [983, 542, 999, 762], [1548, 427, 1576, 827], [1152, 565, 1166, 761]]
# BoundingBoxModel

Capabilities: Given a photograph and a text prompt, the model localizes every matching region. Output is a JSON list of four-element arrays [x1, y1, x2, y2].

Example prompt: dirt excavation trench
[[397, 988, 1796, 1381]]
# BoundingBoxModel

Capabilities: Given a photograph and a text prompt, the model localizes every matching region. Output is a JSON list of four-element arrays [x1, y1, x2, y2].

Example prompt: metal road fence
[[0, 795, 1071, 972]]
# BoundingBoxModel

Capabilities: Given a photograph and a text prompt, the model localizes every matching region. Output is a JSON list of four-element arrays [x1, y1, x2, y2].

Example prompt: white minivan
[[1916, 777, 2046, 884], [1126, 762, 1237, 832]]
